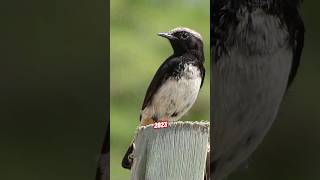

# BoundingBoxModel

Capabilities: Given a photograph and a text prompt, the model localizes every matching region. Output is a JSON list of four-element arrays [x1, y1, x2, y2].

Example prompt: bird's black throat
[[169, 41, 205, 63]]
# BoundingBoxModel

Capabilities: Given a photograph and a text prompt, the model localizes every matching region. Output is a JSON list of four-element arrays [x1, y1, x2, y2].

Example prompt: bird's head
[[158, 27, 204, 59]]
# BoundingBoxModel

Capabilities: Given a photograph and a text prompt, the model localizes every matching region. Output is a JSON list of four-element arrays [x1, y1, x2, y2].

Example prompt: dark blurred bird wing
[[200, 66, 205, 88], [287, 15, 305, 87]]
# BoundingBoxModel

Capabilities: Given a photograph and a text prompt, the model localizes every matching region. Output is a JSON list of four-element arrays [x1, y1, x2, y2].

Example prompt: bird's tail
[[121, 143, 134, 169], [122, 118, 155, 170]]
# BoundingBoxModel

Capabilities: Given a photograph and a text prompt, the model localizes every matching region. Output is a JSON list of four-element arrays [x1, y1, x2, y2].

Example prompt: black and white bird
[[211, 0, 304, 179], [122, 27, 206, 169]]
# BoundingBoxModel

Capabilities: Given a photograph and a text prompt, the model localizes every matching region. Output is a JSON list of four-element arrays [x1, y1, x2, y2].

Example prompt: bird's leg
[[140, 118, 156, 126], [140, 112, 157, 126]]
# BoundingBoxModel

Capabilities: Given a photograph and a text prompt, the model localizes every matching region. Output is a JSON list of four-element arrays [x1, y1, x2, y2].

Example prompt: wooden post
[[131, 121, 210, 180]]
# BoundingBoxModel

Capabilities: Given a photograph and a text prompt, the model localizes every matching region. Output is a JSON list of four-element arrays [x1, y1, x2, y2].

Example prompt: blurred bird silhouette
[[211, 0, 304, 179]]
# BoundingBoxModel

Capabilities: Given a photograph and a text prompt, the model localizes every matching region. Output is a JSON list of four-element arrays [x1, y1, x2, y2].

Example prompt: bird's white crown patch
[[170, 27, 203, 41]]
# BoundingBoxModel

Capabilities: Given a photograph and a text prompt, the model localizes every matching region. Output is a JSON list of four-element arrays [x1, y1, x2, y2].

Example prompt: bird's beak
[[157, 32, 177, 40]]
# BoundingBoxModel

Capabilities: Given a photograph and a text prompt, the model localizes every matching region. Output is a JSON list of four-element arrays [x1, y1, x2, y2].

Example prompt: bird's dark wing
[[287, 18, 305, 87], [140, 56, 182, 120], [283, 1, 305, 88]]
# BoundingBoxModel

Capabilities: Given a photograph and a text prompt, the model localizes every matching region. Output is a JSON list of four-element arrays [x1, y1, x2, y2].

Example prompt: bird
[[211, 0, 304, 179], [121, 27, 206, 170]]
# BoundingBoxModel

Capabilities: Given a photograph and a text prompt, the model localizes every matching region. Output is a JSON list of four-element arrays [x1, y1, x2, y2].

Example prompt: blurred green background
[[110, 0, 210, 179], [228, 2, 320, 180]]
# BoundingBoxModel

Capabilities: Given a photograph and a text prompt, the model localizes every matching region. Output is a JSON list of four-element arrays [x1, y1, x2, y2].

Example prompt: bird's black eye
[[181, 33, 189, 40]]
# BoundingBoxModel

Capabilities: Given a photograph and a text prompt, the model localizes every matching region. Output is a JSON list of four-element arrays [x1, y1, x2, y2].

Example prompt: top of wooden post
[[131, 121, 210, 180]]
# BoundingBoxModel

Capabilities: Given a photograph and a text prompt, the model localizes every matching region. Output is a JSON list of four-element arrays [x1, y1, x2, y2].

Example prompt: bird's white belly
[[142, 65, 202, 122], [212, 47, 292, 180]]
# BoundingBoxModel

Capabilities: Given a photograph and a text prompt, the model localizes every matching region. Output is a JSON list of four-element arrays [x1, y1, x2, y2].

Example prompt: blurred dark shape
[[211, 0, 305, 179], [96, 122, 110, 180]]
